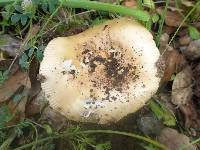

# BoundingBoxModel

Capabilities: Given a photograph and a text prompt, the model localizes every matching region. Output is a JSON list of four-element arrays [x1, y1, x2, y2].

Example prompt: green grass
[[155, 0, 170, 46], [14, 129, 170, 150], [60, 0, 150, 21]]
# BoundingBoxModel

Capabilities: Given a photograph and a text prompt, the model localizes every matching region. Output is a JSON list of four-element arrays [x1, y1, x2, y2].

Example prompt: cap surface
[[39, 18, 161, 124]]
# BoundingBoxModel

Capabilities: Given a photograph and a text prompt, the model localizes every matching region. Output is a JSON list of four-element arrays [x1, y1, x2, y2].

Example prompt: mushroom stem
[[60, 0, 150, 21]]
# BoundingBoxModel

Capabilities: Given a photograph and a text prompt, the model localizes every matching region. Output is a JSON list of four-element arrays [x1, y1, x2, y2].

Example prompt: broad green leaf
[[11, 13, 21, 23], [43, 124, 53, 134], [14, 4, 23, 13], [36, 48, 44, 61], [145, 19, 153, 31], [28, 47, 35, 57], [48, 0, 58, 13], [19, 119, 32, 128], [20, 14, 28, 26], [41, 0, 48, 12], [143, 0, 155, 9], [19, 54, 29, 69], [148, 99, 176, 126], [96, 141, 111, 150], [152, 13, 159, 23], [188, 26, 200, 40]]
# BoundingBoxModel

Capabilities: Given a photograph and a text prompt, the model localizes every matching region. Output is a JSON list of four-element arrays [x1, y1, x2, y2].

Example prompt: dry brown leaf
[[171, 66, 193, 105], [0, 59, 19, 75], [157, 93, 176, 114], [179, 35, 192, 46], [180, 101, 200, 129], [193, 64, 200, 97], [163, 26, 177, 35], [41, 106, 67, 131], [25, 91, 48, 117], [158, 128, 197, 150], [0, 86, 29, 127], [0, 35, 21, 57], [157, 8, 186, 27], [182, 39, 200, 60], [6, 87, 29, 125], [161, 50, 184, 83], [159, 33, 170, 53], [181, 0, 194, 7], [0, 69, 30, 102], [122, 0, 137, 8]]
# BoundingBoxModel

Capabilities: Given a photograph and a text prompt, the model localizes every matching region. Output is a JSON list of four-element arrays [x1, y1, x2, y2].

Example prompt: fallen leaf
[[25, 91, 48, 117], [157, 93, 176, 116], [41, 106, 67, 131], [137, 115, 163, 136], [158, 128, 197, 150], [148, 99, 176, 126], [180, 101, 200, 129], [181, 0, 194, 7], [161, 50, 185, 83], [179, 35, 192, 46], [163, 26, 176, 35], [159, 33, 170, 53], [0, 69, 30, 103], [188, 26, 200, 40], [157, 8, 186, 27], [182, 39, 200, 60], [6, 87, 29, 125], [193, 64, 200, 97], [171, 66, 193, 105], [0, 86, 29, 127], [0, 35, 21, 57], [0, 59, 19, 75]]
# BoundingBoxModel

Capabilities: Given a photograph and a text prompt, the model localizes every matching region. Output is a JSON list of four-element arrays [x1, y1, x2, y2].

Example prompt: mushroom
[[39, 18, 161, 124]]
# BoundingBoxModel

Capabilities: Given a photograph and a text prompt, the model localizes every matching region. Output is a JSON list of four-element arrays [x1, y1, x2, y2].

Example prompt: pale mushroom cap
[[39, 18, 161, 124]]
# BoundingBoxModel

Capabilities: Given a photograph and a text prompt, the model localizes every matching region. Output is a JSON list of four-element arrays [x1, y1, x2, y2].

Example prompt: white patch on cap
[[81, 109, 93, 118], [81, 99, 105, 118], [62, 60, 76, 71]]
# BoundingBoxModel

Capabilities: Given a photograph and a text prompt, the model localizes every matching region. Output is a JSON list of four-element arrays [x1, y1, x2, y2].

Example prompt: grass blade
[[60, 0, 150, 22]]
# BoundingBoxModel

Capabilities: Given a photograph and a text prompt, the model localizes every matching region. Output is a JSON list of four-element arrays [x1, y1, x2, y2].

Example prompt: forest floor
[[0, 0, 200, 150]]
